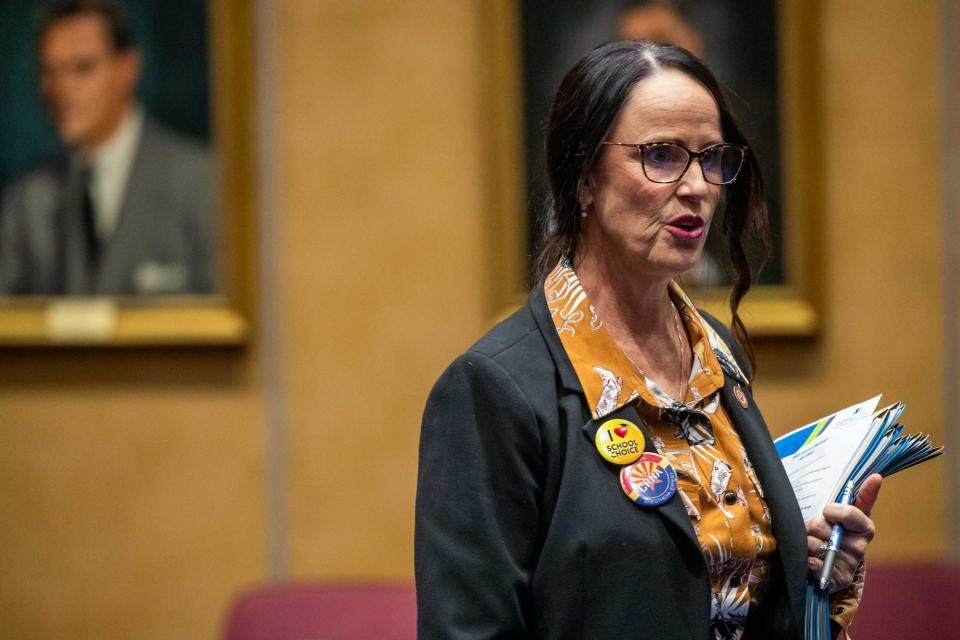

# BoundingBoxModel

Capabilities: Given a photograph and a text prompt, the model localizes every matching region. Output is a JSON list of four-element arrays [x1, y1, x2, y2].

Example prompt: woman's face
[[580, 69, 723, 280]]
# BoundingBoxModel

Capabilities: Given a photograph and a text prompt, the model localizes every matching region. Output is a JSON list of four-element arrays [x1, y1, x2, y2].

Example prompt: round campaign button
[[595, 418, 646, 465], [620, 452, 678, 507], [734, 383, 749, 409]]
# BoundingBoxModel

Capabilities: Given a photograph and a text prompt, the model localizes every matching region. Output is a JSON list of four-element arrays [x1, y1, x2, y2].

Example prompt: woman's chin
[[591, 242, 705, 282], [647, 252, 704, 281]]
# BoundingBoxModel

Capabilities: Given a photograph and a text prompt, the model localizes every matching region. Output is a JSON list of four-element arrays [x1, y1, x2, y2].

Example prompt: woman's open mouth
[[666, 215, 705, 239]]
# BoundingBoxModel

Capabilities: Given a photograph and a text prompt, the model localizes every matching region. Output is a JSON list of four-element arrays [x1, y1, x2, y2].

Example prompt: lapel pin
[[595, 418, 645, 465], [620, 452, 678, 507], [734, 383, 749, 409]]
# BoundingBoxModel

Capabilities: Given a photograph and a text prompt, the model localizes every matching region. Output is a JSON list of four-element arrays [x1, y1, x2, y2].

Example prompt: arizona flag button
[[595, 418, 645, 465], [620, 452, 678, 507]]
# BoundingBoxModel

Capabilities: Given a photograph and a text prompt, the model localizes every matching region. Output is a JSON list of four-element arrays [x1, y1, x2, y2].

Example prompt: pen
[[818, 480, 856, 591]]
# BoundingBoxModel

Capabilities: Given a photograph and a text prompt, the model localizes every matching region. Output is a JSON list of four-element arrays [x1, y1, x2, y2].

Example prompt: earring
[[580, 207, 588, 218]]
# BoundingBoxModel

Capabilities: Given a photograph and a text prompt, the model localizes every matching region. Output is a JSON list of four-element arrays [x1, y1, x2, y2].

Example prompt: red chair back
[[852, 563, 960, 639], [223, 583, 416, 640]]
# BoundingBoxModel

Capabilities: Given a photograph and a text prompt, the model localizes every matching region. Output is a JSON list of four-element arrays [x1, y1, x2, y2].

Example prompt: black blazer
[[416, 287, 808, 640]]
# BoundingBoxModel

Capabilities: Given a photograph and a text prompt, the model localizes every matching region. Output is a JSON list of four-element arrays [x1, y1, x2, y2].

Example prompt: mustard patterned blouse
[[543, 261, 860, 638]]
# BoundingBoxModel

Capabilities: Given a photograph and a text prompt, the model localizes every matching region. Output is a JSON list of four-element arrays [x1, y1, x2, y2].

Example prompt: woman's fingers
[[807, 530, 868, 562], [806, 548, 860, 592], [821, 504, 876, 539], [807, 534, 826, 555], [804, 480, 881, 592], [840, 533, 870, 559], [806, 520, 829, 540], [805, 517, 830, 539], [853, 474, 883, 517]]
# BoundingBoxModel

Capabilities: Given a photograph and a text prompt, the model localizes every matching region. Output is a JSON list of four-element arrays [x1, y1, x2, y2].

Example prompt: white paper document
[[773, 395, 882, 521], [779, 395, 942, 640]]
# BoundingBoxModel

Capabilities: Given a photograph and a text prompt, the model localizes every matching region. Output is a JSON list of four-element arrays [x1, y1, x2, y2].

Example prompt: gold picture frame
[[484, 0, 821, 337], [0, 0, 254, 347]]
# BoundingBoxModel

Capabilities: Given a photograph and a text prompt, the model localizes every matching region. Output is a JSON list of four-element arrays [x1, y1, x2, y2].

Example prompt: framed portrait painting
[[0, 0, 253, 345]]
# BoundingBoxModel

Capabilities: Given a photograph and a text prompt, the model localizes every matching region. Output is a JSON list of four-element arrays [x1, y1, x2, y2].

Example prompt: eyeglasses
[[599, 141, 748, 185]]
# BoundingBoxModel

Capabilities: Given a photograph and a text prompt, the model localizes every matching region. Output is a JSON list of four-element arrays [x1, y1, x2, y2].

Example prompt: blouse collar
[[543, 260, 748, 420]]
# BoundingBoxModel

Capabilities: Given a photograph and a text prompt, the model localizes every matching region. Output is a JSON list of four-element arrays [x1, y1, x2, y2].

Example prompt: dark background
[[520, 0, 783, 285], [0, 0, 211, 188]]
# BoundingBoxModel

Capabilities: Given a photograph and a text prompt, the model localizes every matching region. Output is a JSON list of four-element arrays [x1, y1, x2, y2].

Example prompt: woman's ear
[[578, 175, 594, 212]]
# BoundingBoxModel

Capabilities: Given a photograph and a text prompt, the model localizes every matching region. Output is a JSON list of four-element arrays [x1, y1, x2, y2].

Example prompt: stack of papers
[[774, 396, 943, 640]]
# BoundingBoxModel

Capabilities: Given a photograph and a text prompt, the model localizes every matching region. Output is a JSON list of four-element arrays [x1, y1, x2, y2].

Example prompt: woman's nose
[[676, 158, 711, 196]]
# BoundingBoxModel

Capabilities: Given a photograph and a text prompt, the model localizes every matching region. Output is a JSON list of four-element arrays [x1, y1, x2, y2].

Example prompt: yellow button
[[594, 418, 645, 465]]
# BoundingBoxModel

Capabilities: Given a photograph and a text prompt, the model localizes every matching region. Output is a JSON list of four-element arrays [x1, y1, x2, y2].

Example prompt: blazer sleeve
[[415, 351, 544, 639]]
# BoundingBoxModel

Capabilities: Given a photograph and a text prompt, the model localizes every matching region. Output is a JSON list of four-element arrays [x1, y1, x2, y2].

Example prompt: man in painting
[[617, 0, 705, 57], [0, 0, 216, 296]]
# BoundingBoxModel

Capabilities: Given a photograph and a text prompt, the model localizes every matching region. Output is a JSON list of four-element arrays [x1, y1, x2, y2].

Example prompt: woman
[[416, 41, 879, 640]]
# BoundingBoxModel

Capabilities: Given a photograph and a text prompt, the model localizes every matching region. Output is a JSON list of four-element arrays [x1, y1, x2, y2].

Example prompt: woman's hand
[[804, 474, 882, 593]]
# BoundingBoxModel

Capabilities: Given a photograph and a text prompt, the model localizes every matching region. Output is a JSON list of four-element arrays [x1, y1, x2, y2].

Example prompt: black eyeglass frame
[[599, 141, 749, 185]]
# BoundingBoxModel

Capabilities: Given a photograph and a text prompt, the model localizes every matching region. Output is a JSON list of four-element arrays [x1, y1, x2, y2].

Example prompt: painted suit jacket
[[0, 117, 215, 296], [416, 287, 809, 640]]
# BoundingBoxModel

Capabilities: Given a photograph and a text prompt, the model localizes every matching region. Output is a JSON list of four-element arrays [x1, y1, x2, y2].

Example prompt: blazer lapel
[[528, 288, 702, 555], [528, 286, 583, 394], [720, 378, 807, 630], [578, 403, 702, 555]]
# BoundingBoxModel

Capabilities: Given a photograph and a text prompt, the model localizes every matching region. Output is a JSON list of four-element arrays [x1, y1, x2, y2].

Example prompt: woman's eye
[[645, 147, 673, 166], [701, 149, 720, 169], [703, 147, 723, 164]]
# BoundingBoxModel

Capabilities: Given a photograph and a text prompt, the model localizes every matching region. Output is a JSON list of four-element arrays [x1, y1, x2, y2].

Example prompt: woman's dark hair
[[533, 39, 769, 372]]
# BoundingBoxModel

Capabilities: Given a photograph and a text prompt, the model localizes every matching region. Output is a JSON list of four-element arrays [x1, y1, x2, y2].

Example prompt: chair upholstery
[[851, 563, 960, 639], [223, 583, 416, 640], [222, 568, 960, 640]]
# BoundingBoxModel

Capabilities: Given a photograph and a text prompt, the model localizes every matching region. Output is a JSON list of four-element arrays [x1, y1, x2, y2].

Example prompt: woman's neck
[[575, 246, 674, 335], [574, 247, 690, 400]]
